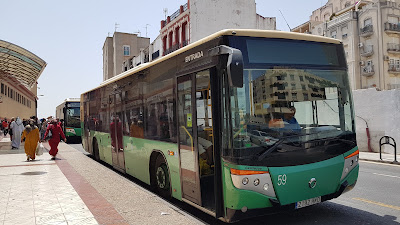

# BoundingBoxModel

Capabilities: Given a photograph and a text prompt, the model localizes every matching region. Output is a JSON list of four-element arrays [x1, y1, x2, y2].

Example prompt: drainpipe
[[357, 115, 373, 152]]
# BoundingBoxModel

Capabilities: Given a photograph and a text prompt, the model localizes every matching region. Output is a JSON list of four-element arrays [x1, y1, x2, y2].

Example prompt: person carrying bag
[[43, 119, 66, 160]]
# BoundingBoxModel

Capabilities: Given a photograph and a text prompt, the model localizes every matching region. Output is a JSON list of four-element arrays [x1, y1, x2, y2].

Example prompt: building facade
[[292, 0, 400, 91], [102, 32, 150, 81], [117, 0, 276, 74]]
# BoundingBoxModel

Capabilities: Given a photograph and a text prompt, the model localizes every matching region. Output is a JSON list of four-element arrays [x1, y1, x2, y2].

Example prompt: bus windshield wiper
[[256, 133, 314, 161]]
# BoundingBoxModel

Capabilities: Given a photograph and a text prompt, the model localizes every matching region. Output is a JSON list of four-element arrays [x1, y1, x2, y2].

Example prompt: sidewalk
[[0, 137, 201, 225], [359, 151, 399, 164]]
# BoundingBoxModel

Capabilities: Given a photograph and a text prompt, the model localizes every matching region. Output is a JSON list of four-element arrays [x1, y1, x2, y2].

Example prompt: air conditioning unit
[[358, 43, 364, 48], [359, 61, 365, 66], [383, 55, 390, 61]]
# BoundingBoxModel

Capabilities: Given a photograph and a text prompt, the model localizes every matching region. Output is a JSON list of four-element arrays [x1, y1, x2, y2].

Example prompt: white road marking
[[362, 160, 400, 167], [373, 173, 400, 179]]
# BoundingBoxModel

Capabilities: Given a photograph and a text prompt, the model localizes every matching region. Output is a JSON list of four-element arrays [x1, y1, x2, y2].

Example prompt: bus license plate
[[295, 196, 321, 209]]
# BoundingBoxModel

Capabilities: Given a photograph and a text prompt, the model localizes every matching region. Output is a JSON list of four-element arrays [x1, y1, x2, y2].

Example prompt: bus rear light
[[263, 183, 269, 191], [230, 168, 268, 175], [242, 177, 249, 185]]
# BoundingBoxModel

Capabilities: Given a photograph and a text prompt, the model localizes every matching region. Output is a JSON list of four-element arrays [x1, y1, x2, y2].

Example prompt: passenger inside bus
[[130, 117, 144, 138]]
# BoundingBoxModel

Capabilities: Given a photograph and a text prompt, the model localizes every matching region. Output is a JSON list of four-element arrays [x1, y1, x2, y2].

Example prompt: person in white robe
[[10, 117, 24, 149]]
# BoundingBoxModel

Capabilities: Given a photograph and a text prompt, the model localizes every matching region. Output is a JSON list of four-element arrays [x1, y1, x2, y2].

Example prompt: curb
[[359, 158, 400, 165]]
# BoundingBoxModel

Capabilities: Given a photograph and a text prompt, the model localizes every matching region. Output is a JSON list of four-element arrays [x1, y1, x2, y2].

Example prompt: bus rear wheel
[[154, 154, 171, 199], [92, 139, 100, 161]]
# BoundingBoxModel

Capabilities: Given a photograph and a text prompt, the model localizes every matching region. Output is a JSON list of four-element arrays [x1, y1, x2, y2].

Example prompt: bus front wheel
[[154, 154, 171, 199]]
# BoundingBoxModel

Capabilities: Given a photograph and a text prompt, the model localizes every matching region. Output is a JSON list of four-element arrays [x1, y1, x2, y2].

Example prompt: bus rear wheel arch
[[150, 152, 171, 199]]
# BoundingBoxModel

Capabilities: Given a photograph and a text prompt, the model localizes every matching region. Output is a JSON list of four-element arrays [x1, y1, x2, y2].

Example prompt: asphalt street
[[69, 144, 400, 225]]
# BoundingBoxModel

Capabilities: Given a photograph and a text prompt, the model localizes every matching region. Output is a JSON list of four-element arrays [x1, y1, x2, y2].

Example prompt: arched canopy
[[0, 40, 46, 88]]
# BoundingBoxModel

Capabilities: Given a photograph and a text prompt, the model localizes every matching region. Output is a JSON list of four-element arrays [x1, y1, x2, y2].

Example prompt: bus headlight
[[254, 179, 260, 186], [341, 150, 359, 180], [230, 168, 276, 198]]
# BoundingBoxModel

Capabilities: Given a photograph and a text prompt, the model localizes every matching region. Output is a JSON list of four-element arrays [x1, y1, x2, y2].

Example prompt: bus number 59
[[277, 174, 287, 186]]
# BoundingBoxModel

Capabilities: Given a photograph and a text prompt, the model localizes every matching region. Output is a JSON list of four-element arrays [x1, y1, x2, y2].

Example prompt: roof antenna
[[279, 10, 292, 31], [163, 8, 168, 20], [115, 23, 120, 32]]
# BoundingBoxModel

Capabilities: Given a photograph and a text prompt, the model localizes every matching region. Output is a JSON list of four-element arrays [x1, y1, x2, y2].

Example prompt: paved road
[[69, 144, 400, 224]]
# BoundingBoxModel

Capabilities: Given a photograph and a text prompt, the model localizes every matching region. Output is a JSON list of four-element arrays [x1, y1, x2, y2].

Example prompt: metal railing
[[384, 22, 400, 32], [387, 43, 400, 52], [360, 24, 373, 36], [361, 45, 374, 56], [387, 83, 400, 90], [388, 65, 400, 72], [379, 136, 398, 164], [362, 65, 374, 75]]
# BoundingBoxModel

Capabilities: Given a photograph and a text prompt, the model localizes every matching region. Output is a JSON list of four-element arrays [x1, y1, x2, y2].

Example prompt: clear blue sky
[[0, 0, 326, 119]]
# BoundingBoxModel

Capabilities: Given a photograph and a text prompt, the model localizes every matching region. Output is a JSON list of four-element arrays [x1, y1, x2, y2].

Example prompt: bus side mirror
[[209, 45, 243, 88]]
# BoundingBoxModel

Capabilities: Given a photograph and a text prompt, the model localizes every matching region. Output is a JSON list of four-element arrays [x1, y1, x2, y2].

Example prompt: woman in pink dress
[[43, 119, 66, 160]]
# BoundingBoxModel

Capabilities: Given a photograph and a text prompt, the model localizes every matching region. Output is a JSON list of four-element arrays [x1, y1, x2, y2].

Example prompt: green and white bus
[[81, 29, 359, 222], [56, 98, 82, 143]]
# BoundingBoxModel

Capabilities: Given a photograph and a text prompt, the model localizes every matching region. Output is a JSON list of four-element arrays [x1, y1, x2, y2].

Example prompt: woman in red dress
[[43, 119, 66, 160]]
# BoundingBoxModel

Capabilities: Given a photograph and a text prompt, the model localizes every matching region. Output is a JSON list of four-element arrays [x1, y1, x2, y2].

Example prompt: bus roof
[[82, 29, 341, 95], [64, 98, 80, 102]]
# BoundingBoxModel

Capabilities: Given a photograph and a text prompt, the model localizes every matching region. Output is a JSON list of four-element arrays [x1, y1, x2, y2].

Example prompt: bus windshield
[[66, 107, 80, 128], [223, 38, 356, 167]]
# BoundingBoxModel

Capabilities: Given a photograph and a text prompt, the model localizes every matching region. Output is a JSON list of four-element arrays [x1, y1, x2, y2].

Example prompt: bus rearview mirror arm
[[209, 45, 244, 88]]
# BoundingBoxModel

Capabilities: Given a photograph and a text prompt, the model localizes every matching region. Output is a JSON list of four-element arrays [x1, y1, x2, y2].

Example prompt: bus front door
[[177, 74, 202, 205], [177, 70, 215, 211], [109, 92, 126, 172]]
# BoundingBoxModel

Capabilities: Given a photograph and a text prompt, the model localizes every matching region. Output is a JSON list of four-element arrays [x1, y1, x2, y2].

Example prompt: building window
[[1, 83, 3, 94], [123, 45, 130, 56], [331, 30, 337, 39], [364, 18, 372, 27], [341, 25, 348, 39]]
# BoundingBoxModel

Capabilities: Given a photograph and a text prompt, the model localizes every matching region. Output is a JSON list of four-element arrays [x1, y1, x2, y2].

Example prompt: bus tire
[[92, 138, 100, 161], [154, 154, 171, 199]]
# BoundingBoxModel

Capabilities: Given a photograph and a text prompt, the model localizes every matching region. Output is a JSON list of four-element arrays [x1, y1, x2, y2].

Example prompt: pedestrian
[[8, 117, 14, 141], [43, 119, 66, 160], [40, 119, 48, 140], [21, 121, 40, 161], [10, 117, 24, 149], [2, 118, 8, 136]]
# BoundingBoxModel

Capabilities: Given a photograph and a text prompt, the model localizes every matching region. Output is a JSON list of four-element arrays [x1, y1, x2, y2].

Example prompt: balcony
[[384, 22, 400, 34], [388, 84, 400, 90], [388, 65, 400, 74], [164, 40, 189, 55], [381, 1, 399, 8], [362, 65, 375, 76], [360, 25, 374, 37], [360, 45, 374, 57], [387, 43, 400, 54]]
